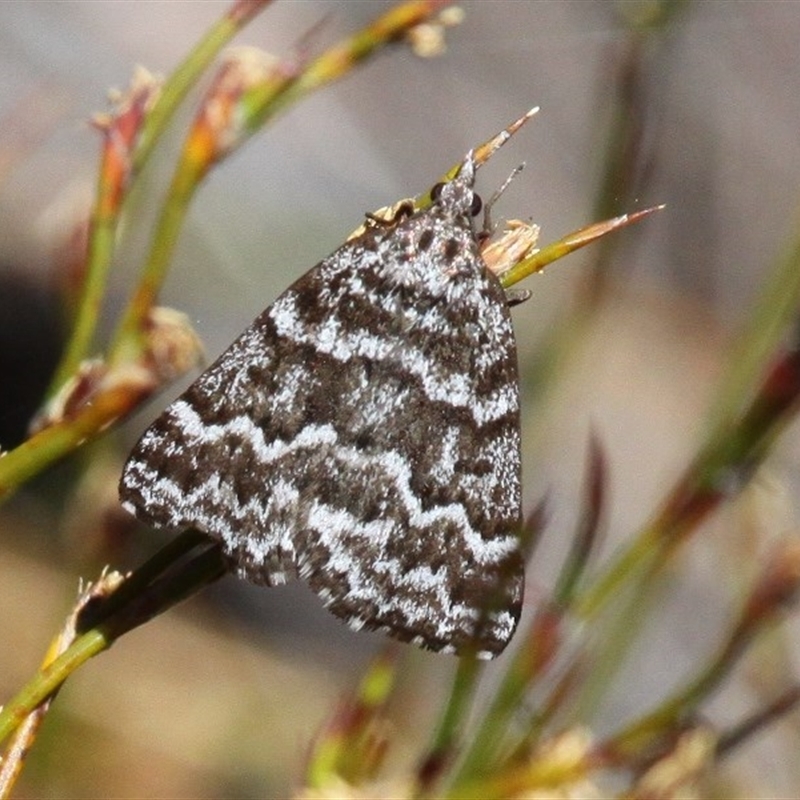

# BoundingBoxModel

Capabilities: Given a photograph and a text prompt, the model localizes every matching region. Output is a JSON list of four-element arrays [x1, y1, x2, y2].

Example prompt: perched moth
[[120, 110, 538, 658]]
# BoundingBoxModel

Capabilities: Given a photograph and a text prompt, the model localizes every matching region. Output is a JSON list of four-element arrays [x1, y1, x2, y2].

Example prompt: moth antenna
[[481, 163, 525, 239]]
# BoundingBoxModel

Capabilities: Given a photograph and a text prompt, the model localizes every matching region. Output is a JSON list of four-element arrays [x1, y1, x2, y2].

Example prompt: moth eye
[[470, 193, 483, 217], [430, 182, 445, 202]]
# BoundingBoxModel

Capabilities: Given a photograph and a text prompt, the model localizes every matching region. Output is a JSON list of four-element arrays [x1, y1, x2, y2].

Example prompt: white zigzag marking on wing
[[305, 513, 519, 643], [306, 509, 517, 634], [136, 401, 518, 567], [304, 500, 470, 634], [268, 292, 517, 425]]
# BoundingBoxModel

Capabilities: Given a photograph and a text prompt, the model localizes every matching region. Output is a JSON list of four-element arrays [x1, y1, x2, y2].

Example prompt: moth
[[120, 111, 536, 658]]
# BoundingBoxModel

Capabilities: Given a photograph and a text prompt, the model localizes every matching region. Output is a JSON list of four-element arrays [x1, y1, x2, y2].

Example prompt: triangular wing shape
[[120, 154, 523, 657]]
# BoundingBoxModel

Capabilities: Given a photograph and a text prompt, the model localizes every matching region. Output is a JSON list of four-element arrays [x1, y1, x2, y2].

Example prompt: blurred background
[[2, 1, 800, 796]]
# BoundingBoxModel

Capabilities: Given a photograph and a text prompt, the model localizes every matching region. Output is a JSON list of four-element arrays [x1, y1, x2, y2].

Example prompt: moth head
[[429, 152, 483, 219]]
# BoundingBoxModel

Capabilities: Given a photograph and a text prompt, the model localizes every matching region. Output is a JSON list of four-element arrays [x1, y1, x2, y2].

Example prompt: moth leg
[[505, 288, 532, 307], [364, 198, 415, 228]]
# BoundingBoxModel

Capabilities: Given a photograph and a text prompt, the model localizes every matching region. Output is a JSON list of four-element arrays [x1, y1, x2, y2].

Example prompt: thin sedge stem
[[415, 655, 483, 797], [0, 380, 141, 501], [132, 0, 274, 174], [0, 544, 227, 748], [80, 528, 210, 628], [449, 607, 563, 788], [716, 685, 800, 758], [438, 396, 603, 788], [603, 622, 763, 763], [576, 358, 800, 624], [573, 524, 663, 621], [705, 217, 800, 436], [500, 208, 662, 290], [107, 144, 213, 364], [48, 0, 271, 394], [109, 0, 448, 364], [552, 434, 606, 607], [50, 211, 118, 394], [270, 1, 448, 120], [0, 628, 109, 746]]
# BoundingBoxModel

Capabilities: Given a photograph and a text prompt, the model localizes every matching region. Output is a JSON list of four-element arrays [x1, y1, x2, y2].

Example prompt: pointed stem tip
[[474, 106, 540, 168]]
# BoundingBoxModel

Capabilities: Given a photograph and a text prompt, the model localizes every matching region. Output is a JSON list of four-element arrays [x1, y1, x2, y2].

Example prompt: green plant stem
[[80, 529, 211, 628], [274, 0, 449, 118], [50, 208, 119, 394], [604, 616, 764, 762], [110, 0, 448, 364], [450, 607, 562, 789], [0, 628, 109, 745], [0, 381, 141, 501], [564, 380, 800, 723], [573, 524, 663, 621], [451, 663, 526, 782], [500, 209, 662, 290], [417, 654, 483, 796], [568, 567, 667, 726], [232, 0, 451, 146], [0, 1, 468, 503], [577, 343, 800, 624], [0, 543, 226, 747], [49, 0, 271, 393], [107, 152, 209, 364], [706, 212, 800, 436], [132, 0, 274, 174]]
